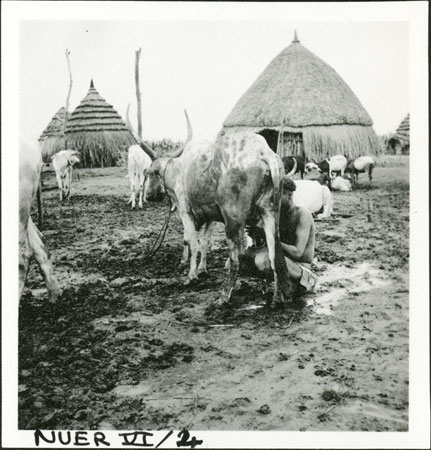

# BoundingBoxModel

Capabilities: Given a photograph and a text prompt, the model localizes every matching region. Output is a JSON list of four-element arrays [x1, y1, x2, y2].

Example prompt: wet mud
[[19, 163, 409, 431]]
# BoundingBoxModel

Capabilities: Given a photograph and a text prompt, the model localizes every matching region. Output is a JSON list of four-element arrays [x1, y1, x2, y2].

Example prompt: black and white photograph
[[2, 1, 429, 448]]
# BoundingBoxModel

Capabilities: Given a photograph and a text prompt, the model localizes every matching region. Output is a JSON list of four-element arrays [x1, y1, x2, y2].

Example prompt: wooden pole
[[135, 48, 142, 140], [367, 198, 374, 222], [63, 49, 72, 147]]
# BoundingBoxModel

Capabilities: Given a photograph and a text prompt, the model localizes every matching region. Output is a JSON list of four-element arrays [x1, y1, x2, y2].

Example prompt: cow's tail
[[264, 153, 293, 300], [37, 178, 43, 230]]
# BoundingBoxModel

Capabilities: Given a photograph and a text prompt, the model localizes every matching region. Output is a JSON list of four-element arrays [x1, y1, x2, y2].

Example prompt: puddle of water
[[239, 304, 265, 311], [93, 312, 158, 329], [112, 383, 151, 397], [309, 262, 391, 316]]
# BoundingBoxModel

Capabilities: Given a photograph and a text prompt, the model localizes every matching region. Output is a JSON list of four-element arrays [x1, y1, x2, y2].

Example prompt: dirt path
[[19, 163, 409, 431]]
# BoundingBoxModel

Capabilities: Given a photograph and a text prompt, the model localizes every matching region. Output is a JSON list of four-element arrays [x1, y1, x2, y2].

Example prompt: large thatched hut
[[387, 114, 409, 155], [65, 80, 135, 168], [39, 107, 70, 162], [222, 32, 380, 160]]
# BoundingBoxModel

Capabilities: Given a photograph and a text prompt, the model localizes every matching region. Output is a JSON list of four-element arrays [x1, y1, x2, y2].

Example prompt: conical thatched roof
[[222, 33, 380, 159], [393, 114, 409, 145], [65, 80, 136, 167], [39, 107, 70, 162]]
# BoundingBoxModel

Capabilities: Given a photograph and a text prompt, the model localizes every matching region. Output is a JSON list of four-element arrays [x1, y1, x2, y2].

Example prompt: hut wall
[[223, 124, 380, 160]]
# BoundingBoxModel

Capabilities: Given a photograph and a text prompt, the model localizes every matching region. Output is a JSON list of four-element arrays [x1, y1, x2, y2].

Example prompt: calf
[[331, 176, 352, 192], [305, 155, 348, 189], [127, 144, 152, 209], [51, 150, 80, 201], [282, 156, 305, 179], [143, 119, 293, 305], [20, 139, 59, 302], [345, 156, 375, 187]]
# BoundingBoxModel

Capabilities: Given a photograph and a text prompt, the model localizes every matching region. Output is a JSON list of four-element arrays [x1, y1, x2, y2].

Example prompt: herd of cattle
[[19, 114, 375, 307]]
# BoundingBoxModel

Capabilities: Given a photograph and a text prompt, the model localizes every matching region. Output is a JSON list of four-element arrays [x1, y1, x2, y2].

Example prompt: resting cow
[[331, 176, 352, 192], [293, 180, 334, 219], [142, 116, 292, 305], [345, 156, 375, 187], [127, 145, 152, 209], [51, 150, 80, 201], [19, 139, 59, 303]]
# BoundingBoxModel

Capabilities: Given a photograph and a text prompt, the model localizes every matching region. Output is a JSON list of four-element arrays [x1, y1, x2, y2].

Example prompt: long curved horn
[[169, 109, 194, 159], [185, 109, 193, 142], [126, 102, 157, 160], [286, 157, 297, 178]]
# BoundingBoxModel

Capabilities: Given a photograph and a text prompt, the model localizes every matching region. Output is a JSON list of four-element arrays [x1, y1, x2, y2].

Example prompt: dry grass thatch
[[393, 113, 409, 145], [223, 124, 381, 161], [65, 81, 136, 168], [222, 34, 380, 159], [39, 107, 70, 162]]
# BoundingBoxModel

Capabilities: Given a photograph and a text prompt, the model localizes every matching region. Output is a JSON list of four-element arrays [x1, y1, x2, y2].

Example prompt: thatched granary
[[387, 114, 409, 155], [65, 80, 136, 168], [39, 107, 70, 163], [222, 32, 380, 160]]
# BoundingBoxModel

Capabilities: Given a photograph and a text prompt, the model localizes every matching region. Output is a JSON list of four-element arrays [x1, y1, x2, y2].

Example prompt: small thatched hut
[[222, 32, 380, 160], [39, 107, 70, 162], [387, 114, 409, 155], [65, 80, 136, 168]]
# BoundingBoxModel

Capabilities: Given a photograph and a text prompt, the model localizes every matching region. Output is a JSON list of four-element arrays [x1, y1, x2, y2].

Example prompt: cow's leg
[[181, 240, 189, 265], [369, 166, 373, 186], [67, 167, 72, 200], [19, 222, 32, 301], [130, 174, 136, 209], [138, 174, 144, 209], [197, 221, 215, 277], [55, 171, 63, 201], [261, 212, 293, 305], [220, 219, 244, 303], [181, 214, 199, 284], [142, 175, 148, 204], [27, 217, 59, 303]]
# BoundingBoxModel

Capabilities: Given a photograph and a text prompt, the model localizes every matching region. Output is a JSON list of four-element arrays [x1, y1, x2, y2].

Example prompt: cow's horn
[[286, 158, 297, 178], [185, 109, 193, 143], [170, 109, 193, 159], [126, 101, 157, 160], [140, 142, 157, 160]]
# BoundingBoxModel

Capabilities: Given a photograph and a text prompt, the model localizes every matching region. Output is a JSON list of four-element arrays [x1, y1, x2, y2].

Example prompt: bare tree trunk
[[64, 49, 72, 146], [135, 48, 142, 140]]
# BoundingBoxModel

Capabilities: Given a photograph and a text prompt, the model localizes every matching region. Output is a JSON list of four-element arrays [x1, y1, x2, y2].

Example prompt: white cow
[[20, 139, 59, 303], [305, 155, 348, 184], [345, 156, 375, 187], [328, 154, 348, 177], [293, 180, 334, 219], [127, 144, 152, 209], [52, 150, 80, 201], [331, 176, 352, 192]]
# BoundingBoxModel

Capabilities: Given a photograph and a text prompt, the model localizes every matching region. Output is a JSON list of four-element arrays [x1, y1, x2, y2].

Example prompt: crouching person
[[241, 177, 317, 300]]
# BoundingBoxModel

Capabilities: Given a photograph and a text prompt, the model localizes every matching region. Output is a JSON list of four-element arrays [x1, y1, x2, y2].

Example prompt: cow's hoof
[[198, 270, 209, 279], [212, 298, 230, 308], [183, 277, 198, 287]]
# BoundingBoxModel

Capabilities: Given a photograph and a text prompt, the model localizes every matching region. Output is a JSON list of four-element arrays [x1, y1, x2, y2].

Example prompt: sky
[[20, 20, 409, 142]]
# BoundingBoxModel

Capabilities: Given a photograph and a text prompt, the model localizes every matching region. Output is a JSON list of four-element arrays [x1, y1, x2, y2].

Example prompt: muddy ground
[[19, 159, 409, 431]]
